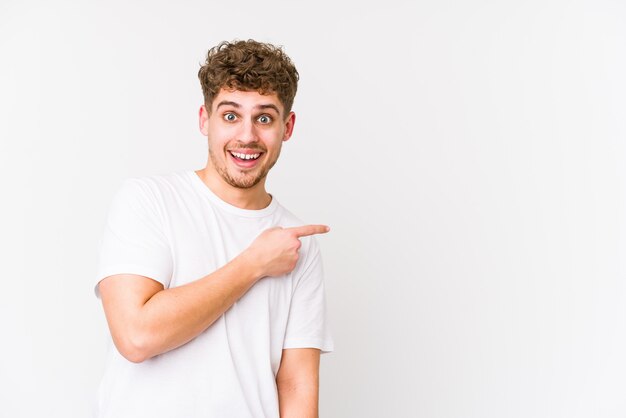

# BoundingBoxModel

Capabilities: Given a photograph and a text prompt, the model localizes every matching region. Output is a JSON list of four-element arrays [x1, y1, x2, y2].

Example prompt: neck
[[194, 167, 272, 210]]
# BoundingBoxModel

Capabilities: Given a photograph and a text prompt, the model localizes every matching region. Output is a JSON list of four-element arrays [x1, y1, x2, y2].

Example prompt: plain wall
[[1, 0, 625, 417]]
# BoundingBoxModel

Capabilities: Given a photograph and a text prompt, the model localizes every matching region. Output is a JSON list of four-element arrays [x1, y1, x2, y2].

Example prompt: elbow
[[121, 348, 150, 364], [113, 332, 155, 364]]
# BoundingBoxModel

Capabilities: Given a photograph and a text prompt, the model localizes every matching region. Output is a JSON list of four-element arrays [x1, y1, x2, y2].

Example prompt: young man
[[95, 40, 333, 418]]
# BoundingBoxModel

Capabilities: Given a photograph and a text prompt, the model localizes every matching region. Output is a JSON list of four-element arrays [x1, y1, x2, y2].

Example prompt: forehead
[[211, 88, 283, 114]]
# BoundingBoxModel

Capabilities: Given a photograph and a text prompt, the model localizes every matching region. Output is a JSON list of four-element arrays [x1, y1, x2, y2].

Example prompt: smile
[[229, 151, 261, 161]]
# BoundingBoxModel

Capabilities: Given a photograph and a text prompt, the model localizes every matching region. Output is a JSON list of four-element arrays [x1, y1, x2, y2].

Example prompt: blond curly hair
[[198, 39, 299, 116]]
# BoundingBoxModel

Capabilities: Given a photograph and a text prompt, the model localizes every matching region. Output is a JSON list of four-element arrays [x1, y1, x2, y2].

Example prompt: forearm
[[106, 251, 261, 362]]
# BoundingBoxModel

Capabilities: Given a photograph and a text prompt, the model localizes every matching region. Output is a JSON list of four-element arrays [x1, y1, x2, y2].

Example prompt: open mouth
[[229, 151, 262, 161], [228, 150, 264, 168]]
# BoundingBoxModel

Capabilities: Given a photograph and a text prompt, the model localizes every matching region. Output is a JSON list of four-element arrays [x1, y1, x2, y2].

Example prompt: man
[[95, 40, 333, 418]]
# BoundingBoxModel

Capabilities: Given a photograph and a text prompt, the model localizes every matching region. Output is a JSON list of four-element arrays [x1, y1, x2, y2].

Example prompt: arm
[[276, 348, 321, 418], [99, 225, 329, 363]]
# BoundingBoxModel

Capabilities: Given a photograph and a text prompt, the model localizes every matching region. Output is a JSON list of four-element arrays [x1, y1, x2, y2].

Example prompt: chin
[[224, 172, 265, 189]]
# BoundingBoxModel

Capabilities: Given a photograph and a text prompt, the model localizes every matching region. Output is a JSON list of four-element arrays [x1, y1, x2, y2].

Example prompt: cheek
[[263, 138, 284, 151], [208, 126, 234, 141], [263, 128, 286, 143]]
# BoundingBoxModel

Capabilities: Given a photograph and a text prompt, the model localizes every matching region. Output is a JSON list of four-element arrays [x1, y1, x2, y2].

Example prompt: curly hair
[[198, 39, 299, 116]]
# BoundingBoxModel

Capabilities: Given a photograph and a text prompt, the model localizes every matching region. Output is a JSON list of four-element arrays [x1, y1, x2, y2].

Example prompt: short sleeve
[[94, 178, 173, 298], [283, 238, 334, 353]]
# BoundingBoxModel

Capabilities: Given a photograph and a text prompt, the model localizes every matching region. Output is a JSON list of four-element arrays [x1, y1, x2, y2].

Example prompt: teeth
[[231, 152, 260, 160]]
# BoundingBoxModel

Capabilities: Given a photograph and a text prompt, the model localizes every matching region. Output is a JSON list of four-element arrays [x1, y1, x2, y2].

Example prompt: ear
[[199, 105, 210, 136], [282, 112, 296, 142]]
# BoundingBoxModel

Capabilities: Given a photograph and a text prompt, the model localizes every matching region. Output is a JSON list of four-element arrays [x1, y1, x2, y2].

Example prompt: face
[[199, 89, 295, 190]]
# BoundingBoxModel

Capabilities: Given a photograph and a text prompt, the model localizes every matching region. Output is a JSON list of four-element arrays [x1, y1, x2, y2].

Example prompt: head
[[197, 40, 299, 193], [198, 39, 299, 116]]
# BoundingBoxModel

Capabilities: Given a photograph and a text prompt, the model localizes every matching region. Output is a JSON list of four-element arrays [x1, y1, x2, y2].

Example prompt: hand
[[245, 225, 330, 279]]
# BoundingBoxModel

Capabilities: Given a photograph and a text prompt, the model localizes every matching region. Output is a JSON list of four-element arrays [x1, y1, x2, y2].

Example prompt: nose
[[237, 118, 259, 144]]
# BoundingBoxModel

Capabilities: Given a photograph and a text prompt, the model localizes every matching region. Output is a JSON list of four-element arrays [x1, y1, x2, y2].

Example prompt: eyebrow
[[257, 104, 281, 114], [215, 101, 281, 115], [215, 101, 240, 110]]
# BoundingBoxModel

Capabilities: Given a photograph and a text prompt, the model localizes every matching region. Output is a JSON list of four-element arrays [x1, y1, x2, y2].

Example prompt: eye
[[223, 112, 237, 122], [257, 115, 272, 124]]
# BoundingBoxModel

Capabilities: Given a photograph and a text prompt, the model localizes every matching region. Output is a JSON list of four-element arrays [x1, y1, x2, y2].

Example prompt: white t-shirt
[[94, 170, 333, 418]]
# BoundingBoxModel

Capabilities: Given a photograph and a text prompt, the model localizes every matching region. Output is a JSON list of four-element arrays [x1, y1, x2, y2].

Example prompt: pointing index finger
[[288, 224, 331, 238]]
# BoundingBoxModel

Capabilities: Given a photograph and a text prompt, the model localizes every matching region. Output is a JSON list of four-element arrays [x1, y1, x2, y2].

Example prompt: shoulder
[[274, 203, 303, 228], [114, 171, 193, 204], [119, 171, 191, 195], [108, 171, 194, 221]]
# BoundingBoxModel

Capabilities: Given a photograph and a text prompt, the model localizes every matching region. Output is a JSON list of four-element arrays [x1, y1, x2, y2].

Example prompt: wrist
[[236, 248, 264, 283]]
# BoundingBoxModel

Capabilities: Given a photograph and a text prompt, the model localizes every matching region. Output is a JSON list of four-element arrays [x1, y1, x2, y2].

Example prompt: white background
[[1, 0, 625, 417]]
